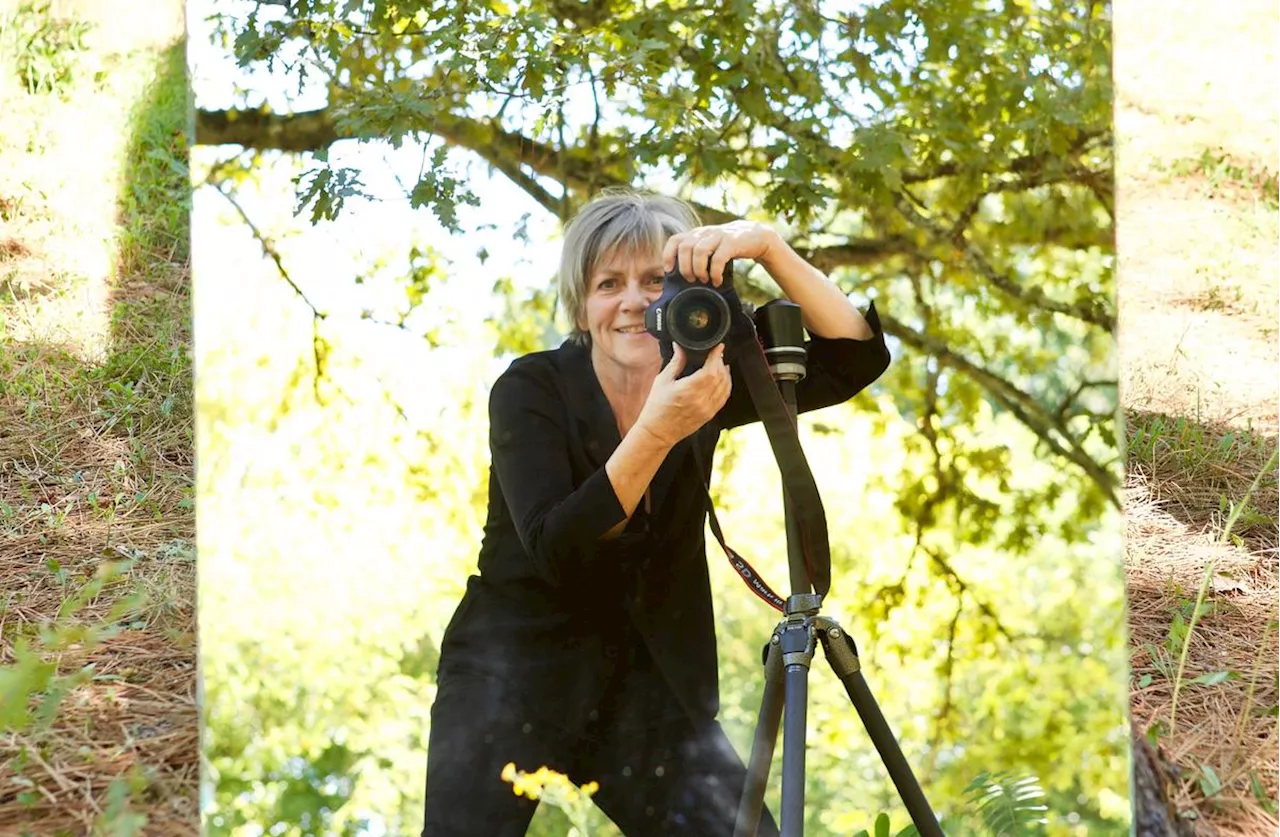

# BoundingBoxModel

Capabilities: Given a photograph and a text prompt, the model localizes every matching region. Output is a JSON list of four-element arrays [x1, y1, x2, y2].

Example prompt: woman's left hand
[[662, 221, 781, 287]]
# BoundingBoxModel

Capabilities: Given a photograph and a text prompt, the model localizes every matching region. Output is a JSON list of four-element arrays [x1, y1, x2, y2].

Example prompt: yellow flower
[[500, 763, 600, 802]]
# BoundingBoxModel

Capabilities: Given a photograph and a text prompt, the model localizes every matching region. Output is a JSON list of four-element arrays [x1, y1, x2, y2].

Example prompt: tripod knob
[[784, 592, 822, 615]]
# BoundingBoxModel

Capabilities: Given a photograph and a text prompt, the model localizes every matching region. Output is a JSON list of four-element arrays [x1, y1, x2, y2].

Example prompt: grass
[[0, 1, 195, 834]]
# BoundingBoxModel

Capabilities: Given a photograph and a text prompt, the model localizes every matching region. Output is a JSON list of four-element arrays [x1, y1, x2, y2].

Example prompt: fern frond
[[962, 771, 1049, 835]]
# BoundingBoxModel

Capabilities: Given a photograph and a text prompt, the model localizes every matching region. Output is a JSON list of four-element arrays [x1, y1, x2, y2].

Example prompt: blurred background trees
[[191, 1, 1128, 835]]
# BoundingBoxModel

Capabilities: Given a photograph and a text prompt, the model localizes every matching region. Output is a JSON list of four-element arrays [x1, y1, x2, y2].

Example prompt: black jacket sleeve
[[716, 302, 891, 431], [488, 360, 630, 586]]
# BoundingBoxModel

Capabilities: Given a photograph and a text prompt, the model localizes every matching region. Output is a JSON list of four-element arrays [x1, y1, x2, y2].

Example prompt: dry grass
[[0, 340, 198, 834], [1126, 436, 1279, 834], [1116, 0, 1280, 833], [0, 0, 195, 833]]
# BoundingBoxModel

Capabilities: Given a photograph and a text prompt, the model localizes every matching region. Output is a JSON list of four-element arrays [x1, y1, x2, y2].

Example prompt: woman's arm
[[489, 363, 637, 582], [601, 425, 670, 539], [603, 343, 732, 537], [714, 301, 890, 430], [662, 220, 875, 340], [755, 232, 874, 340]]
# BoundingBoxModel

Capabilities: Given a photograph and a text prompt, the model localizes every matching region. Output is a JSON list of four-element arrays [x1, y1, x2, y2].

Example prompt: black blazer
[[436, 304, 890, 730]]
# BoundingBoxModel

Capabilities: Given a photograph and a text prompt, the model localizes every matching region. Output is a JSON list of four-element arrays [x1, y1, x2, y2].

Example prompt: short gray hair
[[558, 189, 699, 346]]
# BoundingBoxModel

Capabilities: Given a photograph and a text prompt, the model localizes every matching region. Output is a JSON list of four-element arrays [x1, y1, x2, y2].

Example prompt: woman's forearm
[[757, 234, 874, 340], [601, 424, 672, 539]]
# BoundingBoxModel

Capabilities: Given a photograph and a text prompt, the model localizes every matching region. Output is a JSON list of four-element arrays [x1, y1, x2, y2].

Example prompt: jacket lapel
[[558, 341, 620, 469]]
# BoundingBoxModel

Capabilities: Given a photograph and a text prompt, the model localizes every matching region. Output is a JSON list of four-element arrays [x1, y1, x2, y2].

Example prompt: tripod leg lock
[[815, 616, 861, 677], [777, 616, 817, 670]]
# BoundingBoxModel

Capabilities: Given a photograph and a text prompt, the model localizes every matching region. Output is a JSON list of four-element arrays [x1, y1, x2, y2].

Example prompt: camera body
[[644, 261, 749, 376]]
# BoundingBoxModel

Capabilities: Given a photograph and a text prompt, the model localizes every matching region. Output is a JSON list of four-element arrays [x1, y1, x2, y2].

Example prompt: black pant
[[422, 641, 778, 837]]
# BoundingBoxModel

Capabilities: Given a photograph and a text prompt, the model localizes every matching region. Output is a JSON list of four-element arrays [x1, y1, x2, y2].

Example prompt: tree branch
[[901, 129, 1107, 184], [894, 193, 1115, 331], [207, 176, 330, 404], [194, 106, 742, 225], [195, 107, 1110, 253], [881, 312, 1121, 507]]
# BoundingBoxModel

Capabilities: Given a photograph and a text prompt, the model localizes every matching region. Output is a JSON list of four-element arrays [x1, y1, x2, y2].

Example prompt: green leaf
[[0, 648, 56, 732], [1198, 765, 1223, 798], [1189, 671, 1234, 686], [1251, 771, 1279, 814], [964, 771, 1050, 834]]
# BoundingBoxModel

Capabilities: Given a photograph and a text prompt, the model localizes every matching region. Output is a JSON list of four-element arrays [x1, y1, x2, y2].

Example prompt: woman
[[422, 190, 889, 836]]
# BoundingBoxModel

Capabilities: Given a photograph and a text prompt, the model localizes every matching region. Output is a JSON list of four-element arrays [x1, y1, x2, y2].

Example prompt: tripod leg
[[780, 664, 810, 836], [734, 640, 785, 837], [818, 626, 945, 837], [778, 619, 816, 837]]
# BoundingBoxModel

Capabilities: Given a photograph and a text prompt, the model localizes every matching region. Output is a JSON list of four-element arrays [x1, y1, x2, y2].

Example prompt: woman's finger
[[675, 237, 694, 283], [704, 343, 727, 368], [691, 235, 719, 283], [663, 232, 694, 273], [708, 252, 730, 287]]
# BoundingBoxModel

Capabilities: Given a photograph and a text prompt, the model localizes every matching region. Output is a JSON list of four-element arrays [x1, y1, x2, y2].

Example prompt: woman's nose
[[621, 281, 649, 309]]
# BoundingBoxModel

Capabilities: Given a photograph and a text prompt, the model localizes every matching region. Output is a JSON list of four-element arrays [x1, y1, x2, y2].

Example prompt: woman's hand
[[634, 344, 732, 448], [662, 221, 781, 287]]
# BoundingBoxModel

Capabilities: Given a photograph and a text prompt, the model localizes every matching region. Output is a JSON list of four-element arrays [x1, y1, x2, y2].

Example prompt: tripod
[[732, 302, 944, 837]]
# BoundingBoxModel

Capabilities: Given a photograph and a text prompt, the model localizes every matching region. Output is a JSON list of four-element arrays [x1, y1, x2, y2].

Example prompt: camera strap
[[690, 444, 787, 612], [734, 330, 831, 594], [691, 323, 833, 610]]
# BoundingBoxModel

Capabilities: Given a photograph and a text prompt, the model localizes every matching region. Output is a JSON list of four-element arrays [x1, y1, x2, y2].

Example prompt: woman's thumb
[[664, 343, 687, 378]]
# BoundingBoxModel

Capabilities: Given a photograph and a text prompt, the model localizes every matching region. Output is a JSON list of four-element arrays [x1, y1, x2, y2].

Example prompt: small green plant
[[849, 772, 1048, 836], [1, 1, 92, 96], [962, 771, 1049, 835], [1248, 770, 1278, 815], [0, 560, 145, 734], [1196, 764, 1224, 800], [98, 379, 144, 434], [94, 768, 150, 837], [850, 811, 921, 837]]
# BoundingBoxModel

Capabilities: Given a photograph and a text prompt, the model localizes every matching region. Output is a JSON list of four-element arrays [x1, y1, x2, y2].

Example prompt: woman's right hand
[[635, 343, 732, 448]]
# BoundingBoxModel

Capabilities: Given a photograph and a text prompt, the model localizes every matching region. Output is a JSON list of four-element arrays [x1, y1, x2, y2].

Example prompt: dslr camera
[[644, 261, 751, 376]]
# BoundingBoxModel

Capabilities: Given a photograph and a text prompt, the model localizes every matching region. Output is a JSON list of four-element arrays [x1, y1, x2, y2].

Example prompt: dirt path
[[1116, 0, 1278, 434]]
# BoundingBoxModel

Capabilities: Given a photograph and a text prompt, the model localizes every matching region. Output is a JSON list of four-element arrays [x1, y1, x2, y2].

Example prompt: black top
[[436, 304, 890, 729]]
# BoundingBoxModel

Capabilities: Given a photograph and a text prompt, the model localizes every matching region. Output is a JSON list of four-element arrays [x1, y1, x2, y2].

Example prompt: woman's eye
[[597, 279, 616, 290]]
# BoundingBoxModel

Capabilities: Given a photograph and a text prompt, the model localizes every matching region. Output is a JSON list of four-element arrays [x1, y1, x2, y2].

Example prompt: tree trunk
[[1132, 726, 1198, 837]]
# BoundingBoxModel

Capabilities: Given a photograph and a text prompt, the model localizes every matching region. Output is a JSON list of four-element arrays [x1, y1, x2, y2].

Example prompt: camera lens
[[669, 287, 731, 350]]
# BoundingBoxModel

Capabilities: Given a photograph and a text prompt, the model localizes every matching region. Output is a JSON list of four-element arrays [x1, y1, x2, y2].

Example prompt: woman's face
[[580, 246, 665, 377]]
